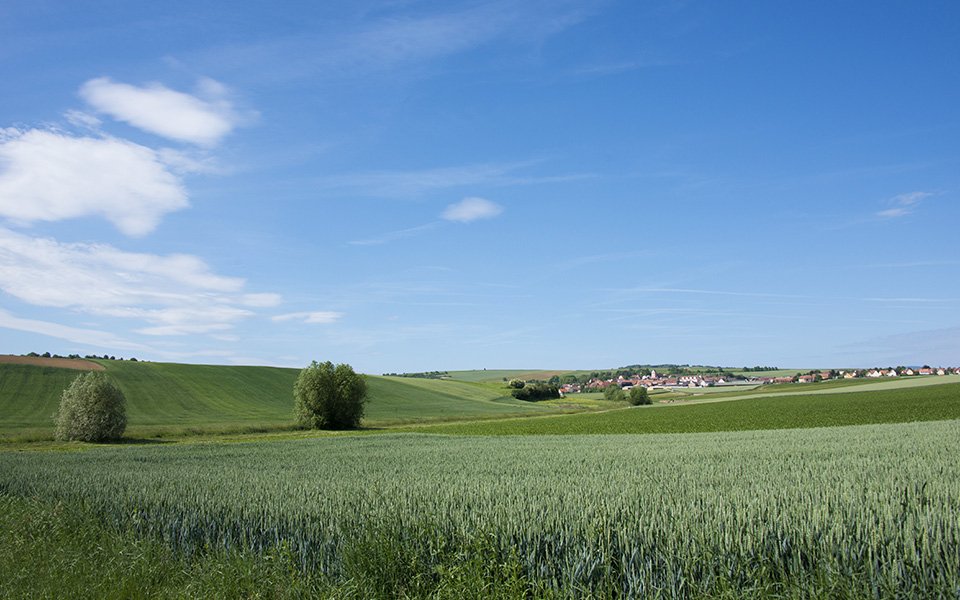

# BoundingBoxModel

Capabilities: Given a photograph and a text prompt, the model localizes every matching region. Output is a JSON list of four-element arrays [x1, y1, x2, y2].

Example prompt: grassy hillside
[[0, 362, 554, 440], [444, 369, 569, 383], [0, 365, 85, 429]]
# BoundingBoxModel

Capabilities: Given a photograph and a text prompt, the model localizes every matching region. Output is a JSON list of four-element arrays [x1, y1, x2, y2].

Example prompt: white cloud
[[0, 308, 146, 351], [272, 311, 344, 324], [876, 191, 932, 219], [241, 293, 283, 307], [0, 128, 188, 236], [79, 77, 241, 146], [441, 197, 503, 223], [0, 227, 274, 336]]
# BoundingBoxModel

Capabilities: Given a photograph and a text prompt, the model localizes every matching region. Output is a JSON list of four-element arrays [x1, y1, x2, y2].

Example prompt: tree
[[508, 379, 526, 389], [511, 382, 560, 401], [294, 361, 367, 430], [54, 371, 127, 442], [628, 386, 651, 406], [603, 385, 625, 402]]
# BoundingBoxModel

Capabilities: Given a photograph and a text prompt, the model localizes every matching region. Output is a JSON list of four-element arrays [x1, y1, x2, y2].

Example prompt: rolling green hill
[[0, 361, 554, 440]]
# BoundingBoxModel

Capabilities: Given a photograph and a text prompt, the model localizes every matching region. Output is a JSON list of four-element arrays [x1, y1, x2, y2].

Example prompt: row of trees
[[26, 352, 139, 361], [381, 370, 449, 379]]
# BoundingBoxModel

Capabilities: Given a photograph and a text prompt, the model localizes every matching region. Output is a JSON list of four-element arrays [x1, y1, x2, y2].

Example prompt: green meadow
[[407, 381, 960, 435], [0, 361, 569, 441], [2, 360, 960, 597]]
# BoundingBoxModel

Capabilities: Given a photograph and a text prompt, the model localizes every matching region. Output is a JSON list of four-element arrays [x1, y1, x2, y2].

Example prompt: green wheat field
[[1, 359, 959, 598]]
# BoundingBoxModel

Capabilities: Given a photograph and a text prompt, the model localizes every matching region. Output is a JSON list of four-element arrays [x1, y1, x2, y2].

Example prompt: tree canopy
[[54, 371, 127, 442], [294, 361, 367, 430]]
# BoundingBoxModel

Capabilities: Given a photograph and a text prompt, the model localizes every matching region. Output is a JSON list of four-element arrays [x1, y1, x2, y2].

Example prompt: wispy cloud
[[0, 227, 278, 336], [876, 191, 932, 218], [349, 222, 441, 246], [191, 2, 599, 83], [79, 77, 246, 146], [441, 197, 503, 223], [349, 197, 504, 246], [568, 57, 680, 78], [554, 251, 652, 271], [271, 311, 344, 325], [0, 309, 147, 352], [611, 286, 812, 300], [0, 128, 188, 236], [316, 161, 592, 198]]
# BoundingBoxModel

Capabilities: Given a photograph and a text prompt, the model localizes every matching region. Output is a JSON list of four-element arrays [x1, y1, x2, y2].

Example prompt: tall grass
[[2, 420, 959, 598]]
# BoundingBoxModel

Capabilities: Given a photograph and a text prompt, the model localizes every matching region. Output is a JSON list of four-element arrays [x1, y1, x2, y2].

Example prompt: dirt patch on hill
[[0, 355, 105, 371]]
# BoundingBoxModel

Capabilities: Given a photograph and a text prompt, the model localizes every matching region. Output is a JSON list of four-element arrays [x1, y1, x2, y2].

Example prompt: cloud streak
[[0, 227, 277, 336], [0, 309, 147, 352], [349, 222, 441, 246], [876, 191, 931, 218], [79, 77, 243, 146], [189, 2, 598, 84], [272, 311, 343, 324], [316, 161, 592, 198]]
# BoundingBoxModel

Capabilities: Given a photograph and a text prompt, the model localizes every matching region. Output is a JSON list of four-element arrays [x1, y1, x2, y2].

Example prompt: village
[[560, 366, 960, 394]]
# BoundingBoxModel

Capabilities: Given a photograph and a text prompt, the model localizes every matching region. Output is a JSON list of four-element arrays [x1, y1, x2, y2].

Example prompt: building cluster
[[560, 366, 960, 394], [562, 370, 734, 394]]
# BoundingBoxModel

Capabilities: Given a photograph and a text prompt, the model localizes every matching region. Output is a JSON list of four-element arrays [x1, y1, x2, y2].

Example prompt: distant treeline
[[740, 366, 780, 372], [382, 371, 450, 379], [24, 352, 138, 361]]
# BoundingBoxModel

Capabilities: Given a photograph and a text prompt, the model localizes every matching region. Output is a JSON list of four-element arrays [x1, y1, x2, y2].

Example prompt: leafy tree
[[54, 372, 127, 442], [603, 385, 625, 402], [628, 386, 651, 406], [294, 361, 367, 430], [511, 383, 560, 401], [508, 379, 526, 389]]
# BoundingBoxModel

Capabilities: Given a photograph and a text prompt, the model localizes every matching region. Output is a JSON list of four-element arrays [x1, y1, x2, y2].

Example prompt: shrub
[[511, 383, 560, 402], [508, 379, 526, 389], [628, 386, 651, 406], [294, 361, 367, 430], [603, 385, 626, 402], [54, 372, 127, 442]]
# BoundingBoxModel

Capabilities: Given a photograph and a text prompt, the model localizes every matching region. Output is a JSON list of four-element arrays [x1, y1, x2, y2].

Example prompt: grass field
[[3, 358, 960, 597], [0, 362, 567, 441], [648, 373, 960, 404], [444, 369, 573, 383], [407, 381, 960, 435], [2, 420, 958, 598]]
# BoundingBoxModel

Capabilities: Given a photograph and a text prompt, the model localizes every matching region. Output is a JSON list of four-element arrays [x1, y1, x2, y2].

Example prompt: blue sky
[[1, 1, 958, 372]]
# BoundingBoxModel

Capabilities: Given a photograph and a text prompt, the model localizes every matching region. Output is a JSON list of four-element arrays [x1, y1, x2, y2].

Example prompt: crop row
[[1, 421, 959, 598]]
